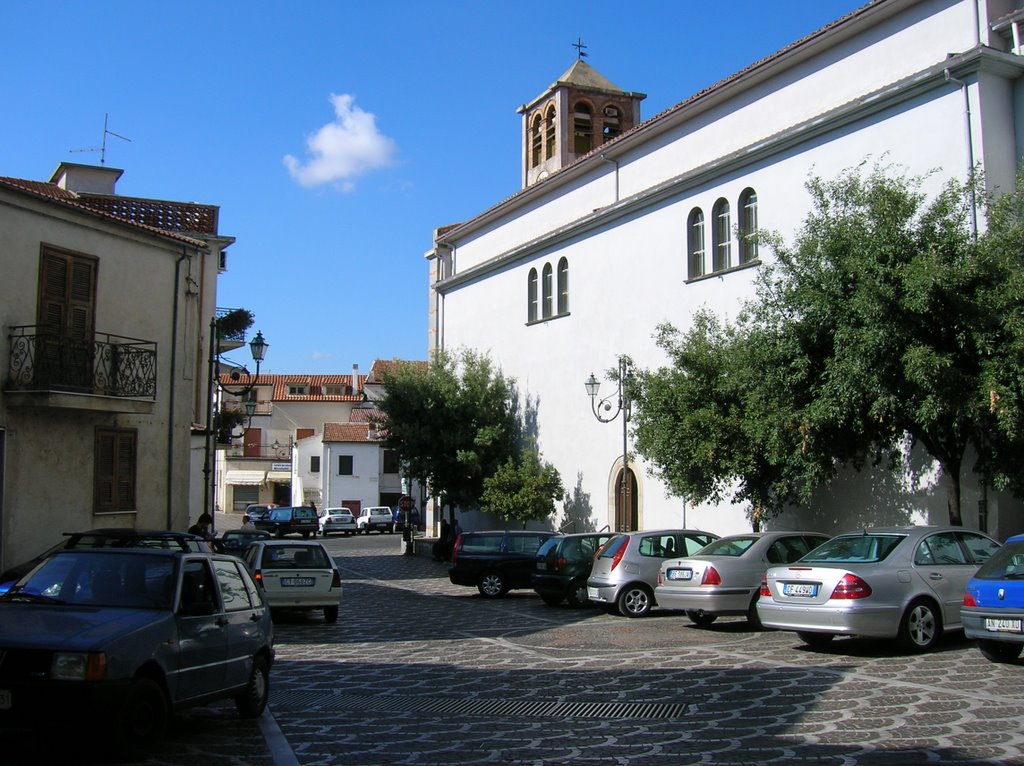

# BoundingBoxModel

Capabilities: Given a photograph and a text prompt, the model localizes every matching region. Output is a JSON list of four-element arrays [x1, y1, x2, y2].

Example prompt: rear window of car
[[261, 545, 331, 569], [700, 536, 758, 557], [460, 534, 505, 554], [507, 534, 549, 555], [974, 541, 1024, 580], [801, 534, 903, 564], [537, 538, 559, 558], [268, 509, 292, 521], [598, 535, 628, 559]]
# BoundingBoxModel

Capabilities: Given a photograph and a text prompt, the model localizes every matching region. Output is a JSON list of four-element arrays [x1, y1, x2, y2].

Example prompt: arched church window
[[688, 208, 705, 279], [602, 105, 621, 142], [542, 263, 553, 318], [530, 114, 543, 168], [573, 102, 593, 155], [527, 268, 538, 322], [738, 188, 758, 264], [545, 105, 557, 160], [557, 258, 569, 314], [713, 198, 732, 272]]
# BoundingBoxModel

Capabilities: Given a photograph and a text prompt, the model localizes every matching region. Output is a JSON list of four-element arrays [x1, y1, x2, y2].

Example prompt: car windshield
[[698, 536, 758, 557], [2, 552, 176, 609], [262, 545, 331, 570], [973, 541, 1024, 580], [800, 534, 903, 564]]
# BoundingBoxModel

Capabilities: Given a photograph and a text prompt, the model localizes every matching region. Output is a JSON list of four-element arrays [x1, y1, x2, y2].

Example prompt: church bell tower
[[518, 56, 645, 188]]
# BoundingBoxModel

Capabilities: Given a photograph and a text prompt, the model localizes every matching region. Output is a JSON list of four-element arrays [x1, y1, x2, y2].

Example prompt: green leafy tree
[[480, 447, 564, 527], [378, 348, 521, 519], [633, 164, 1024, 527]]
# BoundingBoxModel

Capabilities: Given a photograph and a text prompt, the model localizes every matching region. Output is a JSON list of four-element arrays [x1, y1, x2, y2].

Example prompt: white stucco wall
[[433, 0, 1024, 538]]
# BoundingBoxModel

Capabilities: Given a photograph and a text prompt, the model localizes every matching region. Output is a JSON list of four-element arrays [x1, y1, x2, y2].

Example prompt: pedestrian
[[188, 512, 213, 540], [433, 518, 450, 561], [240, 514, 256, 531]]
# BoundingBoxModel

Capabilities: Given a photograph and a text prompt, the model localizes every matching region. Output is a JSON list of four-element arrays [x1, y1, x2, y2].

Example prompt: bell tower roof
[[518, 58, 645, 188]]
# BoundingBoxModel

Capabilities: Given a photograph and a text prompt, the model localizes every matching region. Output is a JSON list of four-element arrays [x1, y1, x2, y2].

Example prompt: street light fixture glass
[[584, 373, 600, 399], [249, 331, 268, 363]]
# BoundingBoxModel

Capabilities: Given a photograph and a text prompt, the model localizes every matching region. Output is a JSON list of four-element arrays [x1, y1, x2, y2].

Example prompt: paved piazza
[[5, 533, 1024, 765]]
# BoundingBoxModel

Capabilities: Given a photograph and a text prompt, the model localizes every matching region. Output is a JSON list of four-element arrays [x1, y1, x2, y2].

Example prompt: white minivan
[[356, 506, 395, 534]]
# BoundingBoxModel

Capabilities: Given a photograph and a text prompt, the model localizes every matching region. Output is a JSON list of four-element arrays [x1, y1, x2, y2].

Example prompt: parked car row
[[447, 524, 1019, 661]]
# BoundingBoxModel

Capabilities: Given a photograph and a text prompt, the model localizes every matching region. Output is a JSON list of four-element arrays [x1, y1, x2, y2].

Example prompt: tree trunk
[[941, 456, 963, 527]]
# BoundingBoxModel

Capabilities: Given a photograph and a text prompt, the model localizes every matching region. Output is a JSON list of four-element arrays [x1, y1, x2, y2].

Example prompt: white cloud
[[284, 94, 397, 190], [310, 350, 333, 361]]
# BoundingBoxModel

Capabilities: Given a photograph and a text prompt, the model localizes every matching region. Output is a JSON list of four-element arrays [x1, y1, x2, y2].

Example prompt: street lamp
[[585, 357, 632, 532], [203, 317, 269, 533]]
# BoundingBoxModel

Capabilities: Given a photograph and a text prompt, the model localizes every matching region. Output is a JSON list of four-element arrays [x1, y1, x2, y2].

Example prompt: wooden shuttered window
[[95, 428, 137, 513], [38, 247, 96, 338]]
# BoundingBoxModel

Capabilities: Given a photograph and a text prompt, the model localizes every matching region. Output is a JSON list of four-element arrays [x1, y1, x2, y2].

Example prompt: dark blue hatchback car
[[962, 533, 1024, 662]]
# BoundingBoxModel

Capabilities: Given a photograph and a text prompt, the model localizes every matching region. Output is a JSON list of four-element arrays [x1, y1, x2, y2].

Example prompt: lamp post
[[203, 317, 269, 534], [585, 357, 632, 531]]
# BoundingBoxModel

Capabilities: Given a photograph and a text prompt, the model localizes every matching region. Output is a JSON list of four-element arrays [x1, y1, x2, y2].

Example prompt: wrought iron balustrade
[[7, 325, 157, 399]]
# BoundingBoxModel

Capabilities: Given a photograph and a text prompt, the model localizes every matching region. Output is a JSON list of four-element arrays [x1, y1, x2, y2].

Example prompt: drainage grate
[[270, 690, 687, 720]]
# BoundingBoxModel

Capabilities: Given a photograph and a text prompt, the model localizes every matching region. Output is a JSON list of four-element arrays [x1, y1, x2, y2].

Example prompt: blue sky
[[3, 1, 864, 375]]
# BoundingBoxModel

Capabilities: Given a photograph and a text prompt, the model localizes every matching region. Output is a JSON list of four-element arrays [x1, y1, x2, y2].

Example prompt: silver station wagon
[[758, 525, 1000, 652]]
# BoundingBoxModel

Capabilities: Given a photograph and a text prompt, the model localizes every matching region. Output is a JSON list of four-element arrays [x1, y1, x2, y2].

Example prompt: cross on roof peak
[[572, 37, 588, 59]]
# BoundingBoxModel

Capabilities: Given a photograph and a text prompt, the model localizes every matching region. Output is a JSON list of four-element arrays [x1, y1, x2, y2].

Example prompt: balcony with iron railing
[[5, 325, 157, 412]]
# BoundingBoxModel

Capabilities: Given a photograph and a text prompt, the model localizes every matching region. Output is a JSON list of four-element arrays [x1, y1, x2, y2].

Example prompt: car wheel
[[746, 595, 764, 630], [976, 639, 1023, 663], [323, 605, 339, 623], [566, 579, 590, 609], [302, 531, 311, 538], [617, 585, 652, 617], [685, 609, 717, 627], [797, 631, 835, 648], [477, 571, 506, 598], [540, 593, 563, 606], [898, 598, 941, 652], [114, 677, 169, 759], [275, 528, 284, 539], [235, 655, 270, 719]]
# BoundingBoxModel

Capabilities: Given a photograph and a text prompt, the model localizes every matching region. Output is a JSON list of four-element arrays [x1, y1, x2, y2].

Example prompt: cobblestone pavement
[[6, 532, 1024, 765]]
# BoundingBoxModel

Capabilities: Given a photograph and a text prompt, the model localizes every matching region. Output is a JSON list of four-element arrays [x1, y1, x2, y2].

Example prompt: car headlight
[[51, 652, 106, 681]]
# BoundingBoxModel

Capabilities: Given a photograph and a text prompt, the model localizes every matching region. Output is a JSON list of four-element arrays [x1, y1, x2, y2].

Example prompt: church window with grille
[[738, 188, 758, 264], [712, 198, 732, 272], [688, 208, 705, 279]]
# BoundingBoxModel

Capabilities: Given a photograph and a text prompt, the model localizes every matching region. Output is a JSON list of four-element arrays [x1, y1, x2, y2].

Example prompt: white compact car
[[357, 506, 395, 534], [319, 507, 357, 536], [243, 540, 342, 623]]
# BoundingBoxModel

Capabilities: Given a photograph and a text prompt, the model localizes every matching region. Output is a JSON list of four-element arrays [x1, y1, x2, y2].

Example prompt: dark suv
[[253, 506, 319, 538], [532, 532, 616, 608], [449, 530, 555, 597]]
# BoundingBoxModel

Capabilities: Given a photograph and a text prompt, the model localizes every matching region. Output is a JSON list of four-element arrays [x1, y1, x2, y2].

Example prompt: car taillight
[[963, 591, 977, 607], [331, 571, 341, 588], [555, 557, 567, 572], [759, 576, 770, 597], [701, 566, 722, 586], [830, 573, 871, 600], [253, 570, 263, 585], [451, 534, 463, 564], [609, 539, 629, 571]]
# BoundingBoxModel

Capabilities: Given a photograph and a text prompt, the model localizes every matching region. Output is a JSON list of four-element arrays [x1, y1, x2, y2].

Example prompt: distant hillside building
[[426, 0, 1024, 537]]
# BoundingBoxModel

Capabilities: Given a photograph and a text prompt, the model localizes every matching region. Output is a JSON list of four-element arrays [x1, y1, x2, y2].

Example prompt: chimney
[[50, 162, 124, 195], [353, 363, 360, 397]]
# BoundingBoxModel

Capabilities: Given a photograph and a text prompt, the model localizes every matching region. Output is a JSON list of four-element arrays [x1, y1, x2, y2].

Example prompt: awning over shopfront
[[225, 470, 266, 486], [265, 470, 291, 483]]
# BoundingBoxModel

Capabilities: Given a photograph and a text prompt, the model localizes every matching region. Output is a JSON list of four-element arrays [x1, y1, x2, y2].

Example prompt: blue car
[[962, 533, 1024, 662]]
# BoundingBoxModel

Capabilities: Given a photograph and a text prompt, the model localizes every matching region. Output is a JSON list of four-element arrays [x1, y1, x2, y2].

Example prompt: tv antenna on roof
[[70, 113, 132, 165]]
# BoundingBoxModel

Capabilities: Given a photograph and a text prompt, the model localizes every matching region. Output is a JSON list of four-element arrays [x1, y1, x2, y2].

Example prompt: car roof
[[65, 528, 202, 539], [256, 539, 327, 547]]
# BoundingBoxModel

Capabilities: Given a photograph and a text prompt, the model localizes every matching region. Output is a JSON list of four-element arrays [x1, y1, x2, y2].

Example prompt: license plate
[[667, 569, 693, 581], [537, 562, 547, 571], [281, 577, 315, 587], [783, 582, 818, 597], [985, 618, 1023, 633], [587, 587, 599, 599], [0, 690, 10, 710]]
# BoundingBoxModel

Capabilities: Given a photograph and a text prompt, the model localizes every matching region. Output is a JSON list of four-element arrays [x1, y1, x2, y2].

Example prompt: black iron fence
[[7, 325, 157, 399]]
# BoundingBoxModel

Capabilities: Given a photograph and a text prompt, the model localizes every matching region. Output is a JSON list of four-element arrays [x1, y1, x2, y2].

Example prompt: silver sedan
[[757, 525, 1000, 652], [656, 531, 829, 627]]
